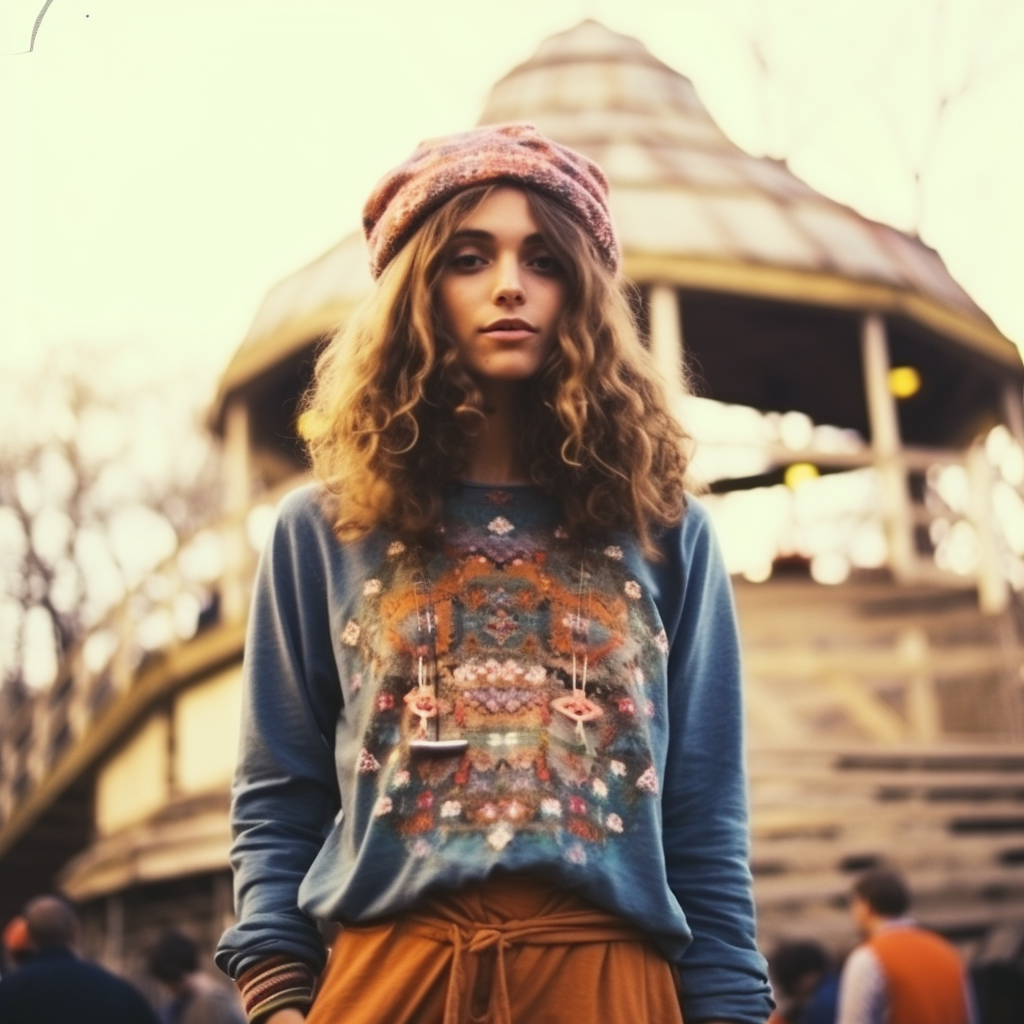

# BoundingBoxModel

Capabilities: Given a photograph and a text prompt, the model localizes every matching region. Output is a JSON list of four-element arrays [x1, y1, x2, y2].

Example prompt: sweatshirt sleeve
[[215, 487, 343, 980], [654, 500, 773, 1024]]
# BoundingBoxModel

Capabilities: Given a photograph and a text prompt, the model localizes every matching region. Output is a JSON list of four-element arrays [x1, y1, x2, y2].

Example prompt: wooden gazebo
[[2, 18, 1022, 976]]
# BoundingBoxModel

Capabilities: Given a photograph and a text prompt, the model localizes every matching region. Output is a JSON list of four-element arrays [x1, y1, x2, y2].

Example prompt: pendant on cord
[[405, 680, 468, 756], [551, 553, 602, 749], [404, 684, 439, 736], [407, 576, 468, 757], [551, 692, 604, 747]]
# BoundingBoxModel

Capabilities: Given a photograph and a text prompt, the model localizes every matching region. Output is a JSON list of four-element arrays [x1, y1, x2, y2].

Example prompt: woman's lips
[[481, 318, 537, 342]]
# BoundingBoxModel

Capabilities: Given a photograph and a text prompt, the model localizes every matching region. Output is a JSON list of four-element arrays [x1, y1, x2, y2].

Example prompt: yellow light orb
[[888, 366, 921, 399], [784, 462, 819, 489]]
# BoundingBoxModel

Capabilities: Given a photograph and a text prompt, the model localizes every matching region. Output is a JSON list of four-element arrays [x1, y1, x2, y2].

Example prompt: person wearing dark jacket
[[768, 940, 839, 1024], [0, 894, 158, 1024], [147, 930, 245, 1024]]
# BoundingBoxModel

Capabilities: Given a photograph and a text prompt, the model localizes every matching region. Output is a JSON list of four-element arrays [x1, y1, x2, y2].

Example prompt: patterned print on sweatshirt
[[342, 487, 667, 864]]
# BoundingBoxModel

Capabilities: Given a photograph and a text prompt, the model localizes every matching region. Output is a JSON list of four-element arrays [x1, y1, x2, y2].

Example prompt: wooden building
[[1, 19, 1023, 978]]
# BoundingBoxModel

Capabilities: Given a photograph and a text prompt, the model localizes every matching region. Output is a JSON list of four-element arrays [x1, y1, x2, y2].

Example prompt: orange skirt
[[306, 876, 684, 1024]]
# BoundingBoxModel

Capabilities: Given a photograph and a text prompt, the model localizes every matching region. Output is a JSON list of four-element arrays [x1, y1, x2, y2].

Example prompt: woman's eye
[[450, 252, 486, 271], [529, 253, 561, 275]]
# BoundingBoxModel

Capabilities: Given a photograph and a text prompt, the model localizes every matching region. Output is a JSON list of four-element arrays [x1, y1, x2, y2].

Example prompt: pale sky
[[1, 0, 1022, 403]]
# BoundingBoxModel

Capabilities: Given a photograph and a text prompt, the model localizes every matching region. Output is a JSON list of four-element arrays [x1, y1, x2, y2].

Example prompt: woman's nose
[[493, 255, 525, 305]]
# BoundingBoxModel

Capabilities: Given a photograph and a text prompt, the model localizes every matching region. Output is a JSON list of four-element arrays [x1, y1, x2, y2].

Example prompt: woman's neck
[[462, 382, 531, 486]]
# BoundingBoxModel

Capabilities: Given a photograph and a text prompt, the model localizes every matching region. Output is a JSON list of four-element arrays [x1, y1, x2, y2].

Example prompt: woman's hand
[[263, 1010, 306, 1024]]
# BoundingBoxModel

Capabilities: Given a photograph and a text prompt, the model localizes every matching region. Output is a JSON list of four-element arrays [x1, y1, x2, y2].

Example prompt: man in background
[[837, 868, 974, 1024], [147, 930, 245, 1024], [0, 894, 158, 1024], [768, 939, 839, 1024]]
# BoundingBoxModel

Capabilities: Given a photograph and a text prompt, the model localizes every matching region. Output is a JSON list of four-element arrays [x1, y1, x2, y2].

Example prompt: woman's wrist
[[261, 1010, 306, 1024], [236, 955, 317, 1023]]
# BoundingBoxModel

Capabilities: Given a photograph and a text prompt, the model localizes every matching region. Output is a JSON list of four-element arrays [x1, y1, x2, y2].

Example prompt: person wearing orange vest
[[836, 869, 976, 1024]]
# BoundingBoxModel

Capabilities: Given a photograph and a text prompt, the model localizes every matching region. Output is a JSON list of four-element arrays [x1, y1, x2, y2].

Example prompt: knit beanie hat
[[362, 123, 619, 279]]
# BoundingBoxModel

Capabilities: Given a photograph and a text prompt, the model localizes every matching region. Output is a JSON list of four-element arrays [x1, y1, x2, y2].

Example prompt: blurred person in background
[[147, 930, 245, 1024], [969, 961, 1024, 1024], [214, 123, 773, 1024], [837, 868, 975, 1024], [0, 894, 158, 1024], [768, 939, 839, 1024], [0, 917, 33, 978]]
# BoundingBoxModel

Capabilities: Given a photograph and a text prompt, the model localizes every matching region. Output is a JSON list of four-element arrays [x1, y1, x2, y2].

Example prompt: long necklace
[[406, 560, 468, 757], [550, 552, 603, 748]]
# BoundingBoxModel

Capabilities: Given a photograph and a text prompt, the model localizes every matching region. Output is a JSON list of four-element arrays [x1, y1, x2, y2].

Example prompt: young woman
[[216, 124, 772, 1024]]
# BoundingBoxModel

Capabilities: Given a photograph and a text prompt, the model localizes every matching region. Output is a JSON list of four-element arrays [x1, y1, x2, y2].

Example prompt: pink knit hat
[[362, 123, 619, 279]]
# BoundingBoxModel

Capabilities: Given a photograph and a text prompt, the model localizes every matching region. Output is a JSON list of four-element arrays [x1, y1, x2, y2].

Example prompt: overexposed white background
[[1, 0, 1022, 394]]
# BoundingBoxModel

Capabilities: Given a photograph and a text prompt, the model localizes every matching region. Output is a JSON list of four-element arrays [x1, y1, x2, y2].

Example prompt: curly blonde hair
[[302, 185, 693, 558]]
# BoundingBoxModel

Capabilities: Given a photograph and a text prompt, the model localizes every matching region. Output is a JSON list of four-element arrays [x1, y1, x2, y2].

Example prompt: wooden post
[[222, 398, 251, 624], [967, 442, 1008, 614], [648, 284, 686, 420], [1002, 382, 1024, 448], [109, 606, 136, 698], [67, 650, 92, 750], [861, 313, 914, 580], [27, 697, 49, 787], [0, 727, 18, 821], [899, 628, 941, 741]]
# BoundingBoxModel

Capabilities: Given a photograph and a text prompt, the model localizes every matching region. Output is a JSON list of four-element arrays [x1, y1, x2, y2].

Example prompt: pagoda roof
[[214, 20, 1017, 422]]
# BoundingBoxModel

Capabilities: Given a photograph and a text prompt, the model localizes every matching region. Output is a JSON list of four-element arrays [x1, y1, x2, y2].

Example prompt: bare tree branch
[[0, 347, 221, 699]]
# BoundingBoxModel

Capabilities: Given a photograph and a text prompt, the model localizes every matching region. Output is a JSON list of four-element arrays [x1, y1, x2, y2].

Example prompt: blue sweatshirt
[[216, 482, 771, 1023]]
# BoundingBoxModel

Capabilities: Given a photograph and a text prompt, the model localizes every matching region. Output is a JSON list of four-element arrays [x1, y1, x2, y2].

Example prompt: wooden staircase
[[735, 576, 1024, 958]]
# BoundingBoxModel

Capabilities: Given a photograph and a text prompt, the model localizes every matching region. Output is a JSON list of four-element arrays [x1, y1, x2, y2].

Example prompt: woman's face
[[438, 187, 565, 392]]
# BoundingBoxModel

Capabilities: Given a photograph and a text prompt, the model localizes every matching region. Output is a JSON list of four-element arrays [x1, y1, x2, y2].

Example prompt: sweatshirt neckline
[[456, 480, 541, 491]]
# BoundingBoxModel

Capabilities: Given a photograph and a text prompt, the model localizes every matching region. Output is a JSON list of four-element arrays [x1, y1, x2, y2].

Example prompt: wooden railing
[[697, 431, 1024, 613]]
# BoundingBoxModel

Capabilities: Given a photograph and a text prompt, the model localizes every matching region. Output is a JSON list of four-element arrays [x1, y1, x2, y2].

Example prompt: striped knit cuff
[[237, 955, 318, 1023]]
